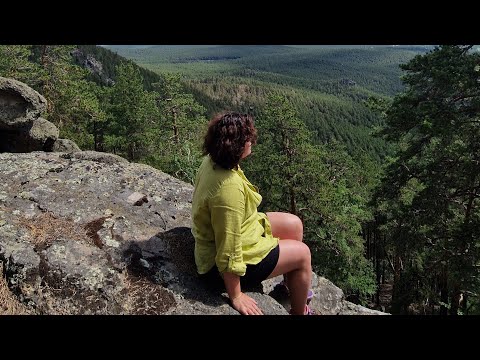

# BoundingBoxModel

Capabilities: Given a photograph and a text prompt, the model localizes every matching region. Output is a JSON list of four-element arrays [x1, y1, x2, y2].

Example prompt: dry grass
[[0, 266, 32, 315], [124, 267, 176, 315], [1, 212, 118, 314], [17, 211, 89, 248]]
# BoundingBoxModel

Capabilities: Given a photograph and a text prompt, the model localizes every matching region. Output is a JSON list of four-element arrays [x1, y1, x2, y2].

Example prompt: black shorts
[[199, 244, 280, 290]]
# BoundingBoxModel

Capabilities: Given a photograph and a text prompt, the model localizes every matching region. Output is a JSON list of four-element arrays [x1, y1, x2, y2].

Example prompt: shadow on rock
[[124, 227, 261, 309]]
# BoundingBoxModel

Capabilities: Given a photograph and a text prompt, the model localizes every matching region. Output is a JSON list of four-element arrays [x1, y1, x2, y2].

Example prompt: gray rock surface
[[0, 151, 387, 315], [0, 77, 47, 128], [52, 139, 81, 153], [264, 273, 386, 315], [25, 117, 59, 152], [0, 77, 80, 153]]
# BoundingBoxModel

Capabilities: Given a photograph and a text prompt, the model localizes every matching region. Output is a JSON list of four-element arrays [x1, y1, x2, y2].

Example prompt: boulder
[[0, 76, 47, 129], [0, 151, 387, 315]]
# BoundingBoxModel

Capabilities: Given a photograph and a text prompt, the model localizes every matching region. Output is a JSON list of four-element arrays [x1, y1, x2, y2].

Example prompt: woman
[[191, 112, 313, 315]]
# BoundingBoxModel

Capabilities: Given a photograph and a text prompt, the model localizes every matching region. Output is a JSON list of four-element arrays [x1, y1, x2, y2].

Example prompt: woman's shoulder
[[204, 157, 240, 180], [218, 169, 243, 188], [214, 175, 245, 201], [200, 157, 242, 190], [215, 165, 245, 189]]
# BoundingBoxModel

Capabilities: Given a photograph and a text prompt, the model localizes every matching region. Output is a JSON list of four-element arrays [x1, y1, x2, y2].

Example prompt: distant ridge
[[100, 45, 156, 50], [99, 44, 433, 161]]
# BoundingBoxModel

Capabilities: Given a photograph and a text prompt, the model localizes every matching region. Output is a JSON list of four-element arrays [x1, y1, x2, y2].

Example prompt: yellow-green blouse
[[191, 156, 279, 276]]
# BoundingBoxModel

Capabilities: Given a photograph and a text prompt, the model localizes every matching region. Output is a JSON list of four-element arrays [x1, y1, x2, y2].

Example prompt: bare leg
[[267, 240, 312, 315], [266, 212, 303, 242], [266, 212, 304, 284]]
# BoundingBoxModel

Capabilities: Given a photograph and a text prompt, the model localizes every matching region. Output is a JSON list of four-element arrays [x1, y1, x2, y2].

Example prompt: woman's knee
[[300, 242, 311, 266], [292, 215, 303, 239], [282, 213, 303, 241], [291, 242, 311, 268]]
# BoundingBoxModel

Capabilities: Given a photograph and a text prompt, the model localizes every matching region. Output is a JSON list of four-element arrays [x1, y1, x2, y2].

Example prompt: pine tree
[[248, 94, 311, 215], [244, 94, 376, 301], [147, 73, 207, 184], [0, 45, 41, 85], [374, 46, 480, 314], [32, 46, 86, 128], [105, 63, 158, 161]]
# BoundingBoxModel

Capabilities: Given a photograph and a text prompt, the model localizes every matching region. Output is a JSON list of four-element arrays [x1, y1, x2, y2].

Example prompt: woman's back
[[191, 155, 277, 276]]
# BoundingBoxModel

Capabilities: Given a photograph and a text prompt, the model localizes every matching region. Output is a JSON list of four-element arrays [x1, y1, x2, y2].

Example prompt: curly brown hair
[[203, 112, 257, 170]]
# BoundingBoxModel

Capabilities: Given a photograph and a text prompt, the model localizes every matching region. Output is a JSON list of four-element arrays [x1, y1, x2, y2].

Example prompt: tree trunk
[[462, 293, 468, 315], [39, 45, 54, 114], [93, 120, 97, 151], [375, 226, 381, 307], [93, 120, 104, 152], [172, 107, 179, 144], [391, 253, 403, 314], [439, 267, 448, 316], [449, 286, 462, 316], [289, 185, 297, 215], [128, 142, 136, 161]]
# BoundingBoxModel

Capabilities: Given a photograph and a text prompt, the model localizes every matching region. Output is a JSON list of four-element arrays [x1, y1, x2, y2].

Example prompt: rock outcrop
[[0, 152, 386, 315], [51, 138, 81, 153], [0, 77, 386, 315], [71, 48, 115, 87], [0, 77, 79, 153]]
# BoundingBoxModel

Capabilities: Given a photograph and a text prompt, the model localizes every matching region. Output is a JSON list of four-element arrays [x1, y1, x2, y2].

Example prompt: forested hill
[[103, 45, 429, 161], [104, 45, 429, 95], [3, 45, 479, 315], [76, 45, 162, 90]]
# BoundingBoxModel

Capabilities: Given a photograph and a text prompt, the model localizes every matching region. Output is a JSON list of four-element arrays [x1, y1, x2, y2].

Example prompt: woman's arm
[[223, 272, 263, 315], [211, 180, 263, 314], [223, 271, 242, 300], [210, 182, 247, 276]]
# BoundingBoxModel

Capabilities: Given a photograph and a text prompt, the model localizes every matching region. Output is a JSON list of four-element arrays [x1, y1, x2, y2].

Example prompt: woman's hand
[[223, 272, 263, 315], [231, 293, 264, 315]]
